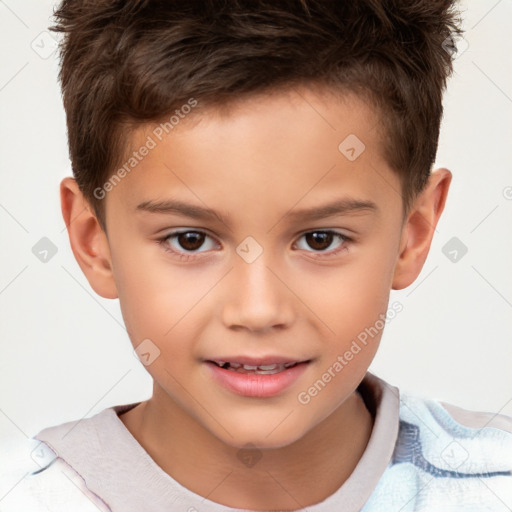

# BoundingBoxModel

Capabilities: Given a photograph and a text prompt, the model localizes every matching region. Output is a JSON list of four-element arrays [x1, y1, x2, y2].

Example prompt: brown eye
[[160, 230, 217, 257], [176, 231, 205, 251], [294, 230, 350, 256], [305, 231, 335, 251]]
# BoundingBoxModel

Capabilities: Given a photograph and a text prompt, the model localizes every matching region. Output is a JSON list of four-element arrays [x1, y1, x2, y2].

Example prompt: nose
[[221, 253, 295, 333]]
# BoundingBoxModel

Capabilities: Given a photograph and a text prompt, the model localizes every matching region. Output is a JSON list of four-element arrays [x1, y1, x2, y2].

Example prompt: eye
[[294, 230, 350, 257], [157, 228, 351, 262], [158, 229, 218, 260]]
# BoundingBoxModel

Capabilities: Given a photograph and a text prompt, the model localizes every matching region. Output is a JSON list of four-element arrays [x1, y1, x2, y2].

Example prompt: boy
[[2, 0, 511, 510]]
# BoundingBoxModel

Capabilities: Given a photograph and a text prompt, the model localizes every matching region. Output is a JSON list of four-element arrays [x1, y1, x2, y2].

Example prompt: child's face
[[101, 88, 409, 447]]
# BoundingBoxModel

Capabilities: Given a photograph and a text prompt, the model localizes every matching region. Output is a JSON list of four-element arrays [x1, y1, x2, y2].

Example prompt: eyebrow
[[135, 197, 378, 225]]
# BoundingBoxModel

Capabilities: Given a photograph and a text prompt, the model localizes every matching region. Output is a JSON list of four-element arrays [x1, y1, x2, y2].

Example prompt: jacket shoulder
[[396, 391, 512, 477], [0, 435, 110, 512], [440, 400, 512, 434]]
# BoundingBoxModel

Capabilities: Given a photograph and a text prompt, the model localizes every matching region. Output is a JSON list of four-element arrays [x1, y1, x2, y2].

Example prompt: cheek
[[111, 244, 187, 337], [296, 256, 393, 338], [112, 246, 223, 362], [295, 263, 388, 416]]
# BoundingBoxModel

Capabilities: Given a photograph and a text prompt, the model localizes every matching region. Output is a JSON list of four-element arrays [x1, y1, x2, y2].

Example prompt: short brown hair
[[51, 0, 462, 230]]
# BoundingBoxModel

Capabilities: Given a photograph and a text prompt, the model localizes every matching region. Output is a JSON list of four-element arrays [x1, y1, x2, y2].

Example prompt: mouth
[[204, 357, 312, 398], [207, 360, 305, 375]]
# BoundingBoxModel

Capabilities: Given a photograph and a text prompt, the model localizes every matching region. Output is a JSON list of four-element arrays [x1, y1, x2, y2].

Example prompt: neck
[[120, 385, 374, 510]]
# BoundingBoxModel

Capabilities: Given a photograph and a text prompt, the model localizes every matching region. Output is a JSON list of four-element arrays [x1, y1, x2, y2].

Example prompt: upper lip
[[205, 356, 311, 366]]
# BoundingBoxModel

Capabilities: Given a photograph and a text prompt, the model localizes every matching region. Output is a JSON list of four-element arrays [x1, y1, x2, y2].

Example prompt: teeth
[[258, 364, 278, 370], [213, 360, 300, 374]]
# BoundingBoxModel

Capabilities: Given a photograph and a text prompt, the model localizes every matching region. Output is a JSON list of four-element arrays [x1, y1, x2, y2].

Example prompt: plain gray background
[[1, 0, 511, 441]]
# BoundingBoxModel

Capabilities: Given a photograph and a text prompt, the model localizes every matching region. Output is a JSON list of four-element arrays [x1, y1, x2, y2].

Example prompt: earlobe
[[392, 168, 452, 290], [60, 177, 118, 299]]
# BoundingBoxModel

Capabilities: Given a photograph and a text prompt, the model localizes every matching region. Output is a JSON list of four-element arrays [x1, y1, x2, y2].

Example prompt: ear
[[392, 168, 452, 290], [60, 177, 118, 299]]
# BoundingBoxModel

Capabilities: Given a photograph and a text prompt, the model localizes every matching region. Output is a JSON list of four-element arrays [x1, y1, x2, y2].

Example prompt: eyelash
[[157, 229, 352, 262]]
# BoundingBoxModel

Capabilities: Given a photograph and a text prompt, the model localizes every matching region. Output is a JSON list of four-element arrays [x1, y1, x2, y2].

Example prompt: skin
[[60, 86, 451, 510]]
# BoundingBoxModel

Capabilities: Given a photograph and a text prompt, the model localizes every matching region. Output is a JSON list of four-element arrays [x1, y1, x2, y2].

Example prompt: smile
[[210, 360, 300, 375], [205, 359, 312, 398]]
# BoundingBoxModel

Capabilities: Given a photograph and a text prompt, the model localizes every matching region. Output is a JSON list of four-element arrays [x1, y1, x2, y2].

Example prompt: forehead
[[105, 87, 400, 226]]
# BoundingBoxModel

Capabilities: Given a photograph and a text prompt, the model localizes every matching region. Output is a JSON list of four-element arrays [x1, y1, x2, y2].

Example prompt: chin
[[213, 420, 308, 451]]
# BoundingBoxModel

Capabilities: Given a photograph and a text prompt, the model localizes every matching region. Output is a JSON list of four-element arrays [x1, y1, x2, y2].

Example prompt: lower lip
[[205, 361, 311, 398]]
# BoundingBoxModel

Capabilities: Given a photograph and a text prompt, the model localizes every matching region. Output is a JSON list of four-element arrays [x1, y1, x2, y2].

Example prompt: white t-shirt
[[1, 372, 511, 511]]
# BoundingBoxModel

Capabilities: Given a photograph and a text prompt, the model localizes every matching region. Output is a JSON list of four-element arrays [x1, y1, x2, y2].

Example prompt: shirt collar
[[35, 371, 400, 512]]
